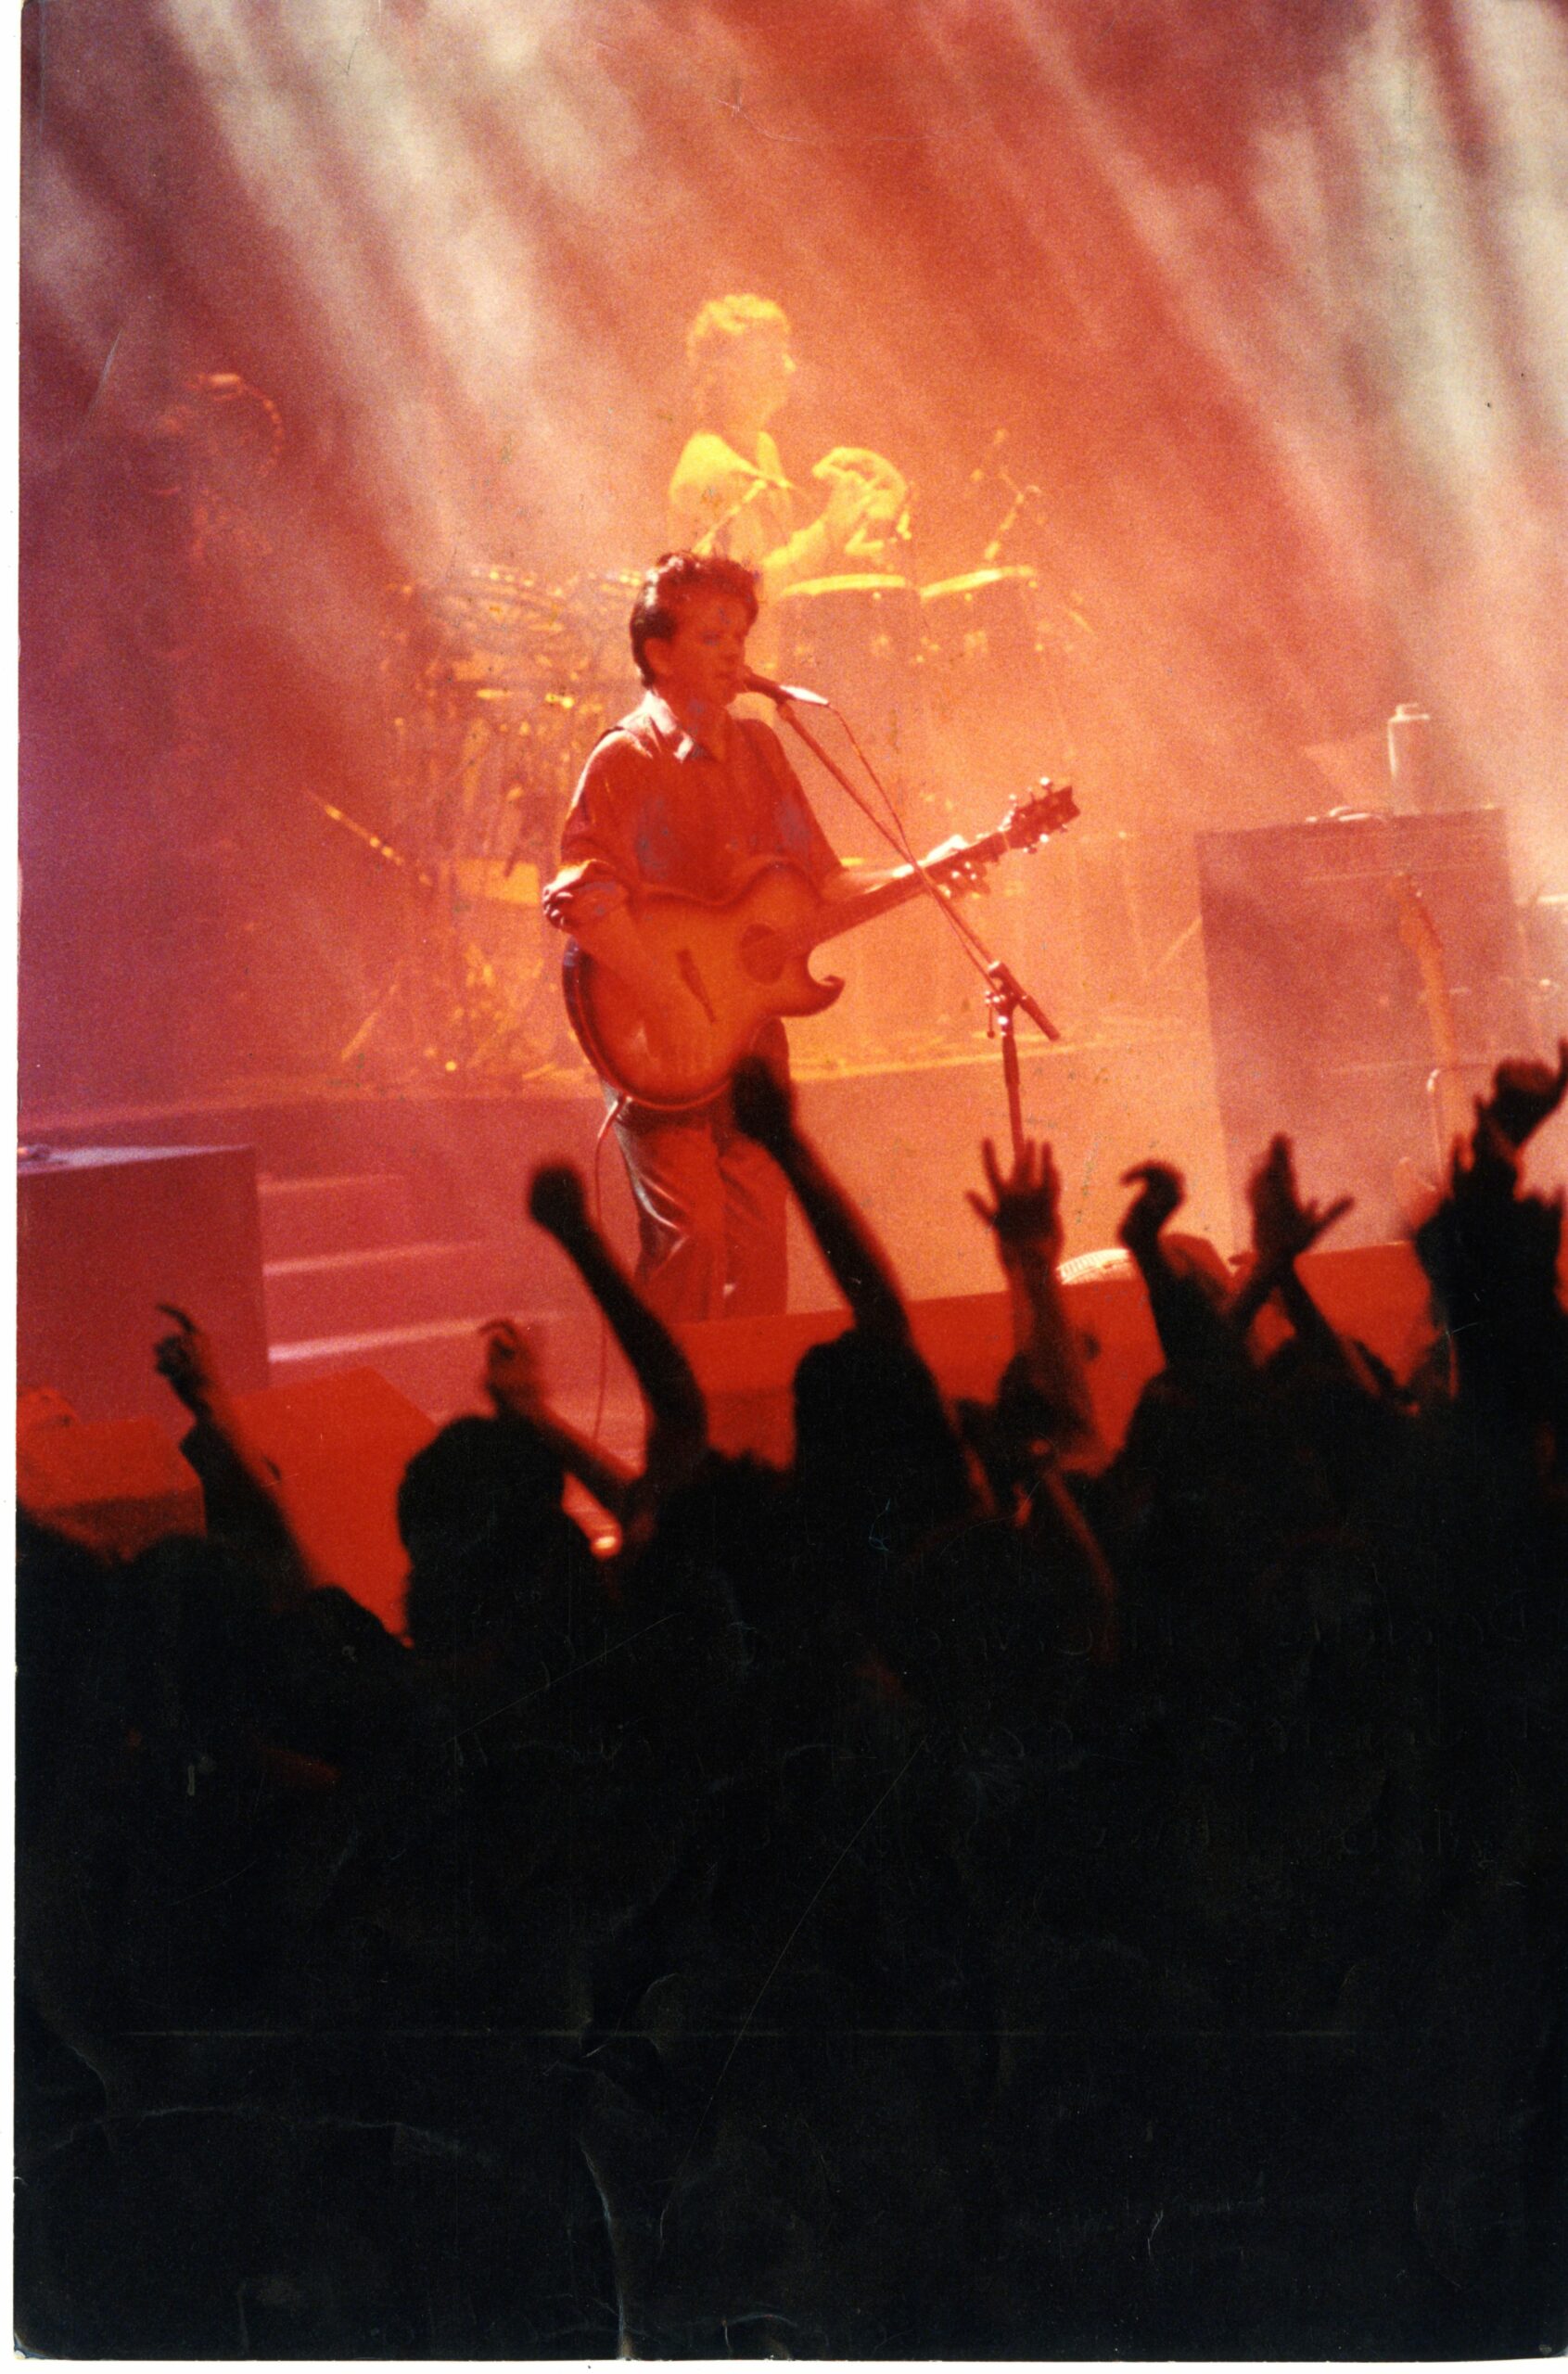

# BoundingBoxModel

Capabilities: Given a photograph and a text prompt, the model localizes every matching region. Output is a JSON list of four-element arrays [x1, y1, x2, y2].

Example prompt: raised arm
[[967, 1136, 1098, 1456], [1480, 1040, 1568, 1164], [478, 1319, 637, 1525], [1116, 1163, 1241, 1373], [154, 1307, 329, 1604], [1415, 1055, 1568, 1436], [1225, 1135, 1363, 1380], [966, 1138, 1115, 1651], [730, 1053, 909, 1342], [527, 1163, 708, 1498]]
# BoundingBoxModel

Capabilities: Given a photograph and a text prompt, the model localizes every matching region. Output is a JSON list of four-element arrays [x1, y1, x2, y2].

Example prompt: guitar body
[[560, 780, 1079, 1111], [563, 859, 847, 1110]]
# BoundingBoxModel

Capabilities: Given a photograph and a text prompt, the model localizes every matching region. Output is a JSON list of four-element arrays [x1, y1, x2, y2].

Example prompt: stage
[[18, 1009, 1232, 1399]]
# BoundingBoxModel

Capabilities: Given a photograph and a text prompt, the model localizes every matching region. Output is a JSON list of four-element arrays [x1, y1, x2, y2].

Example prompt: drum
[[775, 572, 920, 669], [771, 573, 928, 802], [919, 564, 1041, 681]]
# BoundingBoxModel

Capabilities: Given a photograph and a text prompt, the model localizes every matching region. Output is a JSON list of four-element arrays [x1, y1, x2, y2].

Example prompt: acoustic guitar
[[563, 781, 1079, 1110]]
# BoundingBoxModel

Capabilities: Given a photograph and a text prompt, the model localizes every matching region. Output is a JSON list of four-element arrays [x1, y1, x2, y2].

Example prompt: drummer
[[668, 295, 907, 641]]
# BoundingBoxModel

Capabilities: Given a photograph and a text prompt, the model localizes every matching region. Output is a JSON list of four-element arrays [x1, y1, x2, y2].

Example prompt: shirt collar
[[641, 688, 722, 764]]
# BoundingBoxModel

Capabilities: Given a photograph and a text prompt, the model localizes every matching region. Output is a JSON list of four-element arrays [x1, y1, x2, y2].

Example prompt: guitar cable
[[587, 1095, 630, 1457]]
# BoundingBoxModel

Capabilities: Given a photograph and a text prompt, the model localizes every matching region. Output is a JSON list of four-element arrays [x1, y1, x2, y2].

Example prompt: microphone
[[742, 667, 832, 709]]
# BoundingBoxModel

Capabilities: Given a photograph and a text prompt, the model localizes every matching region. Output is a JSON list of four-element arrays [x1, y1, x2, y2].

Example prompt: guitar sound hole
[[741, 925, 785, 984]]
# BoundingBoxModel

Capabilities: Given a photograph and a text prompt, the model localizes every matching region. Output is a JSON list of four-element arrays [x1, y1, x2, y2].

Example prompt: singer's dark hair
[[630, 551, 759, 687]]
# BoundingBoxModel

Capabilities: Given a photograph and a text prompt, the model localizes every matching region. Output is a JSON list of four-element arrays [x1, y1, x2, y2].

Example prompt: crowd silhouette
[[16, 1048, 1568, 2356]]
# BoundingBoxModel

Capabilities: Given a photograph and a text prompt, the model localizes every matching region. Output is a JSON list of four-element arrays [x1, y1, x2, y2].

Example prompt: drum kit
[[351, 562, 644, 1075], [354, 505, 1077, 1077]]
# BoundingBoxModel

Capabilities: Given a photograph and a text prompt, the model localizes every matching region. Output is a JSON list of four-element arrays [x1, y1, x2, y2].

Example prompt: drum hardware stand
[[303, 790, 545, 1080], [773, 699, 1062, 1158], [981, 469, 1042, 566]]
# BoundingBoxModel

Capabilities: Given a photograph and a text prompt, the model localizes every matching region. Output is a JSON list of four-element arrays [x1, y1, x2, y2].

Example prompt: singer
[[542, 551, 875, 1322]]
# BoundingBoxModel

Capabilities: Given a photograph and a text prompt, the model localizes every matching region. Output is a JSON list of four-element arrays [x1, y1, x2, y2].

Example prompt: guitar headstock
[[1002, 778, 1080, 851]]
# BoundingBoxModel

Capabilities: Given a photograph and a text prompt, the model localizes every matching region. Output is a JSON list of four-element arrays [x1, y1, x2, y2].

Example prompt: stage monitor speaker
[[17, 1144, 271, 1423], [18, 1404, 205, 1561], [678, 1279, 1166, 1467], [677, 1242, 1435, 1467], [1195, 810, 1533, 1245], [19, 1368, 433, 1629], [220, 1369, 436, 1636]]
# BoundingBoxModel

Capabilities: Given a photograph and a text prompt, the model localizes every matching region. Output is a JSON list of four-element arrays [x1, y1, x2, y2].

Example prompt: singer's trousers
[[608, 1022, 790, 1324]]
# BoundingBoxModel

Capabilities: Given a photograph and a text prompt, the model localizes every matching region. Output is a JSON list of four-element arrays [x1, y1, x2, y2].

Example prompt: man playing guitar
[[543, 551, 886, 1323], [543, 551, 1072, 1324]]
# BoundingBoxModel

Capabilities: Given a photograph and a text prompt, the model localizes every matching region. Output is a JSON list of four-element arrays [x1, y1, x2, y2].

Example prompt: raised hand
[[1246, 1134, 1354, 1268], [479, 1317, 545, 1418], [967, 1136, 1064, 1262], [1482, 1040, 1568, 1153], [730, 1051, 797, 1155], [1117, 1161, 1185, 1259], [153, 1304, 221, 1416], [528, 1162, 590, 1244]]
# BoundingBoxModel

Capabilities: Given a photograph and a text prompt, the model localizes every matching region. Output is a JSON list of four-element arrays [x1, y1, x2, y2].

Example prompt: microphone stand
[[983, 960, 1059, 1166], [772, 698, 1062, 1162]]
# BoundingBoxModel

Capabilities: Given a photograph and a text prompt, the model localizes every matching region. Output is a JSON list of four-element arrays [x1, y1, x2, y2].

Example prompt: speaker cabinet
[[18, 1144, 271, 1422], [1196, 810, 1533, 1244]]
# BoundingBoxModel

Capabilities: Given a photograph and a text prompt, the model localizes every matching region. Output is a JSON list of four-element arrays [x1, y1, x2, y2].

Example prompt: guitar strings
[[816, 701, 1022, 994]]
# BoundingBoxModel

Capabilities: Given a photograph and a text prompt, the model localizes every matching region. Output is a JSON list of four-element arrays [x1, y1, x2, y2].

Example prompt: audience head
[[791, 1329, 974, 1557], [398, 1414, 593, 1660]]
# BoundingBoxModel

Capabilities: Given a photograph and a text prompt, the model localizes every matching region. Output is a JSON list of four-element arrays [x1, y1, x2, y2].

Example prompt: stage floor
[[19, 1013, 1237, 1304]]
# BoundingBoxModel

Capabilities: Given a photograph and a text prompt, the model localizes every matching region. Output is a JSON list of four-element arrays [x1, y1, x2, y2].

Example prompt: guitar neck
[[802, 830, 1009, 953]]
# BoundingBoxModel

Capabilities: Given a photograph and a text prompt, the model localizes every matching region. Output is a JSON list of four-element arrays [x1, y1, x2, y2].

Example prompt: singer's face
[[644, 592, 751, 717]]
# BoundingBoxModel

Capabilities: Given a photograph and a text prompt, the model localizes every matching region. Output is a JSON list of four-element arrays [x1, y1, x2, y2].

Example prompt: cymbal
[[920, 564, 1039, 600], [777, 572, 912, 600]]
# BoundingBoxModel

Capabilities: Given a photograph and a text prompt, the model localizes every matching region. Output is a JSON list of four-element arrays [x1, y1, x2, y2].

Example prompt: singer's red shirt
[[542, 690, 841, 931]]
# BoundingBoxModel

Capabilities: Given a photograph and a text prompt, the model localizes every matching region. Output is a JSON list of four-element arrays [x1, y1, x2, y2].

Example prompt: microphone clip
[[742, 667, 832, 710]]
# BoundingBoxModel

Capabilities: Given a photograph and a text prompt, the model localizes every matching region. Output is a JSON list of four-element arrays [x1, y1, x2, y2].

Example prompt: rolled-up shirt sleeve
[[541, 734, 644, 934]]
